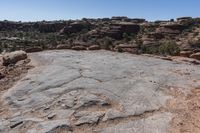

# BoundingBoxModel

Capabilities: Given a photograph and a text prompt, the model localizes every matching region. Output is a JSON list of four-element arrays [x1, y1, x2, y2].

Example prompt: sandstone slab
[[1, 50, 200, 133]]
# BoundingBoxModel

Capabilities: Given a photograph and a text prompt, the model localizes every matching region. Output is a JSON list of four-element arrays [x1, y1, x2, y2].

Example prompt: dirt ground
[[0, 59, 32, 91], [166, 87, 200, 133]]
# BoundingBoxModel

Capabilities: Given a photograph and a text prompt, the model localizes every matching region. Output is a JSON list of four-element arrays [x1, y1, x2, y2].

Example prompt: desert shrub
[[139, 41, 180, 56], [117, 47, 123, 52], [140, 45, 159, 54], [188, 39, 200, 48], [80, 28, 89, 34], [193, 32, 199, 37], [101, 37, 113, 50], [122, 33, 132, 41], [158, 41, 180, 56]]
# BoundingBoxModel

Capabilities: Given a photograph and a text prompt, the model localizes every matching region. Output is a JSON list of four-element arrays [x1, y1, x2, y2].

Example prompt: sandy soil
[[167, 87, 200, 133]]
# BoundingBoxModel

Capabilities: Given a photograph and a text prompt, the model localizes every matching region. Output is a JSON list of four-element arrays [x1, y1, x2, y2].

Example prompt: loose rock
[[190, 52, 200, 60], [2, 50, 27, 66]]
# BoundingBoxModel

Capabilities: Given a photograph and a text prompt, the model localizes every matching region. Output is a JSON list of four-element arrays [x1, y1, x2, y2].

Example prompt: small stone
[[61, 104, 66, 107], [88, 45, 100, 50], [47, 113, 56, 119]]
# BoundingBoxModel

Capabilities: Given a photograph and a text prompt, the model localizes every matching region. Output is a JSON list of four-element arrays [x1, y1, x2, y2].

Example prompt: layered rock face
[[0, 17, 200, 59], [38, 21, 66, 33]]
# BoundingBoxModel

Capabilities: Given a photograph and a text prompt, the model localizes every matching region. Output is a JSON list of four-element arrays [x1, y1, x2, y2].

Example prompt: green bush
[[140, 45, 159, 54], [101, 37, 113, 50], [122, 33, 132, 41], [158, 42, 180, 56]]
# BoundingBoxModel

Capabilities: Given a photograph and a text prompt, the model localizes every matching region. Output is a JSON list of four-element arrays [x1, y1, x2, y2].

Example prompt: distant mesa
[[0, 16, 200, 60]]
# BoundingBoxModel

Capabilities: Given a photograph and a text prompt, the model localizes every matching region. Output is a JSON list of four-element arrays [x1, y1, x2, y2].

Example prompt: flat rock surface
[[1, 50, 200, 133]]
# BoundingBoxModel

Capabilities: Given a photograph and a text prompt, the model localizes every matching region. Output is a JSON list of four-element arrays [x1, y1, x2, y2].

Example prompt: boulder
[[88, 45, 100, 50], [115, 44, 138, 53], [190, 52, 200, 60], [120, 48, 138, 54], [72, 46, 87, 50], [180, 51, 193, 57], [118, 44, 137, 48], [2, 51, 27, 66], [25, 47, 43, 53], [143, 40, 156, 46], [56, 44, 71, 49]]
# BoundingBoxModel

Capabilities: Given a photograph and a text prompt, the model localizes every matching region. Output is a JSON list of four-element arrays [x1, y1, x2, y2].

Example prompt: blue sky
[[0, 0, 199, 21]]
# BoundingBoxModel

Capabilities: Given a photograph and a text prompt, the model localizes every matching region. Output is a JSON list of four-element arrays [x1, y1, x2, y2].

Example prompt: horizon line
[[0, 16, 199, 23]]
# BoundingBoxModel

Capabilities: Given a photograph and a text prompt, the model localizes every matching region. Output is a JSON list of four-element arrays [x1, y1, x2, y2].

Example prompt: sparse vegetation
[[140, 44, 159, 54], [0, 17, 199, 55], [159, 41, 180, 56]]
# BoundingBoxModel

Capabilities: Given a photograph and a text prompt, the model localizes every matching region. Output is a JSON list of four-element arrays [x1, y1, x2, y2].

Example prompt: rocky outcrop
[[112, 22, 140, 34], [99, 22, 140, 39], [0, 17, 200, 57], [88, 45, 100, 50], [177, 17, 194, 25], [72, 45, 87, 50], [0, 21, 23, 31], [156, 23, 189, 35], [39, 22, 66, 33], [60, 21, 91, 34], [190, 52, 200, 60], [25, 47, 43, 53], [115, 44, 138, 53], [56, 44, 71, 49], [2, 50, 27, 66], [180, 51, 193, 57]]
